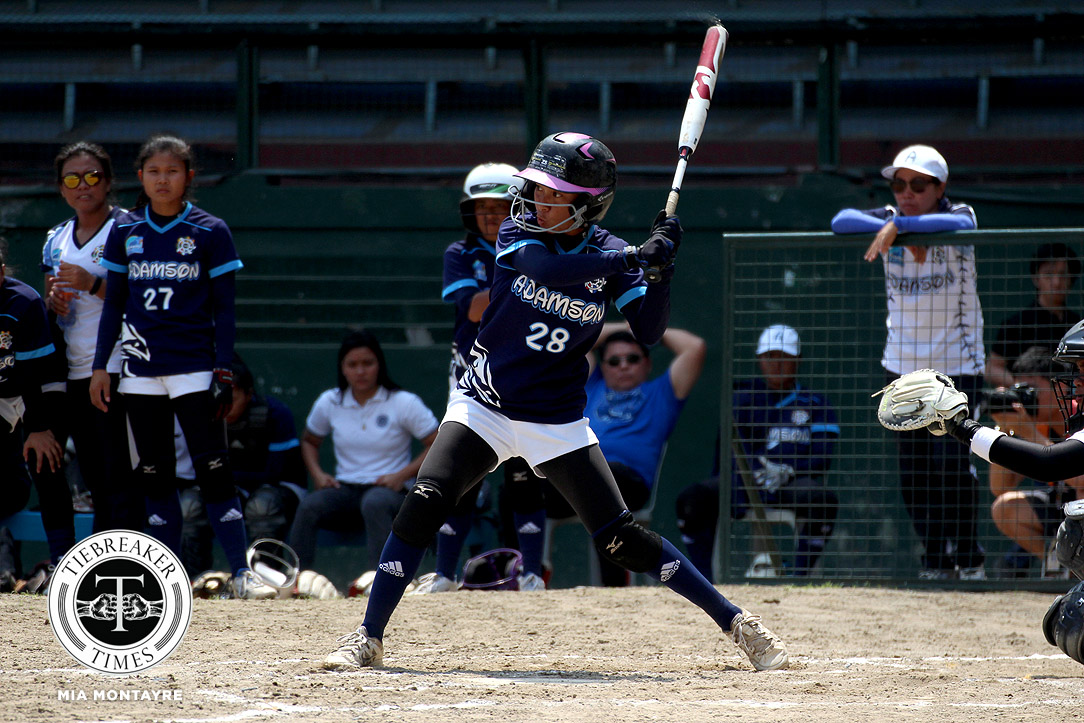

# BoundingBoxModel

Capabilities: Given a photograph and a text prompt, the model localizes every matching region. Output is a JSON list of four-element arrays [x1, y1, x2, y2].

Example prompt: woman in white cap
[[831, 144, 985, 581]]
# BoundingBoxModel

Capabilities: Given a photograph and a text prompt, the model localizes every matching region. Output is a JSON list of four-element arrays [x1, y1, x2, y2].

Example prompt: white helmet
[[460, 162, 518, 235]]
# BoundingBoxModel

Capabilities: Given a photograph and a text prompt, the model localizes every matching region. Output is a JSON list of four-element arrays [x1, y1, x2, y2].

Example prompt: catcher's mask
[[246, 538, 300, 592], [1052, 318, 1084, 434], [460, 548, 523, 590]]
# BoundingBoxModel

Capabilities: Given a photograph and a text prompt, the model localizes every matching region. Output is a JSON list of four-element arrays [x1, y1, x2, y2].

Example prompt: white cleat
[[517, 572, 546, 591], [324, 625, 384, 669], [730, 609, 789, 671], [410, 572, 459, 594], [231, 569, 277, 600]]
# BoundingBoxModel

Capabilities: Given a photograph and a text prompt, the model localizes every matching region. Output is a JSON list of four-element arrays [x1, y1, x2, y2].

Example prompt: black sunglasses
[[604, 353, 643, 367], [61, 171, 103, 189], [889, 176, 939, 194]]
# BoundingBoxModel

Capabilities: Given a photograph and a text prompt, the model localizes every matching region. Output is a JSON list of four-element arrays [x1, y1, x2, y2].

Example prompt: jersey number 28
[[525, 322, 569, 353]]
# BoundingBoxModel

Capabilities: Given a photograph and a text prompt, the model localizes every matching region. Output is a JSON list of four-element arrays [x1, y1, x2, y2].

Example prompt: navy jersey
[[442, 234, 496, 378], [458, 218, 648, 424], [98, 202, 242, 376], [732, 378, 841, 483], [0, 276, 57, 401], [227, 393, 304, 492]]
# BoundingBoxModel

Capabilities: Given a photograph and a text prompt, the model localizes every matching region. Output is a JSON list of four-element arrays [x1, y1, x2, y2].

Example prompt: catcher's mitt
[[873, 369, 969, 436]]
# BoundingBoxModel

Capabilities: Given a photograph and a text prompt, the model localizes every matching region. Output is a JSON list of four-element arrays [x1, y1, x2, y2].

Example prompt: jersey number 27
[[143, 286, 175, 311]]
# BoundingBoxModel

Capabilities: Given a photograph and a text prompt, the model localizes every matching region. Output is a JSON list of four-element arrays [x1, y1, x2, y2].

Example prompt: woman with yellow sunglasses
[[41, 142, 141, 541]]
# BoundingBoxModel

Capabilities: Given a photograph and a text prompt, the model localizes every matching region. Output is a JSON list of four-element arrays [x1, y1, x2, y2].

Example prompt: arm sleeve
[[986, 435, 1084, 483], [211, 272, 236, 369], [830, 208, 892, 234], [504, 242, 628, 286], [16, 297, 60, 432], [94, 227, 129, 370], [893, 213, 976, 233], [619, 277, 670, 347], [441, 246, 480, 302], [446, 286, 477, 320]]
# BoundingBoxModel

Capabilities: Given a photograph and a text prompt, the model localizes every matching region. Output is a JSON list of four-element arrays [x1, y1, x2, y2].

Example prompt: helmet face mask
[[1052, 318, 1084, 434], [512, 132, 616, 234], [510, 181, 591, 234]]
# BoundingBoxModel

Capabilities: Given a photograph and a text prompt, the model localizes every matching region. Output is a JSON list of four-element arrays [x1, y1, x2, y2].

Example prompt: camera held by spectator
[[985, 383, 1040, 417]]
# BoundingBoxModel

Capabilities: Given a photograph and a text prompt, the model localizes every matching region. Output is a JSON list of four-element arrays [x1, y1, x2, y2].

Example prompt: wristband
[[970, 426, 1006, 463], [90, 277, 103, 296]]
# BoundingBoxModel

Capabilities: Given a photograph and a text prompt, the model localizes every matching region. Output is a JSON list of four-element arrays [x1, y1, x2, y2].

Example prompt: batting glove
[[753, 456, 794, 493], [210, 367, 235, 421], [638, 212, 683, 267]]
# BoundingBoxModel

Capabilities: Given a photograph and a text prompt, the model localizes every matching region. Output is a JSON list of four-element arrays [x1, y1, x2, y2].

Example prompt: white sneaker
[[231, 569, 278, 600], [410, 572, 459, 594], [958, 565, 987, 581], [730, 610, 789, 671], [744, 552, 779, 578], [517, 572, 546, 591], [324, 625, 384, 669]]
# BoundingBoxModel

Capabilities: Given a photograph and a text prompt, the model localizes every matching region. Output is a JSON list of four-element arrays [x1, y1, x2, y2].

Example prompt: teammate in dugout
[[678, 325, 839, 580], [180, 354, 307, 580], [89, 135, 267, 599], [876, 319, 1084, 664], [832, 144, 986, 580], [0, 238, 70, 576], [413, 162, 549, 594], [42, 142, 143, 535], [322, 131, 788, 673]]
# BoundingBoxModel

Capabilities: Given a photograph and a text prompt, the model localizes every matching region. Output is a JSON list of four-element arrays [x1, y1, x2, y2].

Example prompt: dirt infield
[[3, 584, 1082, 722]]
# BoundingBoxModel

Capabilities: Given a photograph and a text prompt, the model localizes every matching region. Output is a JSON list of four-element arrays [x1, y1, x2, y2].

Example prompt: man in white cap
[[676, 324, 840, 579], [830, 144, 987, 580]]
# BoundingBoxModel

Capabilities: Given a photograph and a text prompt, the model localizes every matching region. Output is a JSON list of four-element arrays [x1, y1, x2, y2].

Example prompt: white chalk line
[[6, 651, 1070, 678]]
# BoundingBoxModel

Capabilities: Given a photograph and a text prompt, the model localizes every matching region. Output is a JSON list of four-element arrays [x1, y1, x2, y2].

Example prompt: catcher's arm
[[874, 369, 1084, 482]]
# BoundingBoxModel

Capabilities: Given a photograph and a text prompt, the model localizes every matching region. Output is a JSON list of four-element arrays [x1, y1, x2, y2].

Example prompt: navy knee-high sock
[[680, 528, 716, 583], [205, 497, 250, 575], [435, 513, 471, 579], [513, 508, 546, 576], [145, 493, 183, 556], [647, 538, 741, 631], [363, 533, 428, 640]]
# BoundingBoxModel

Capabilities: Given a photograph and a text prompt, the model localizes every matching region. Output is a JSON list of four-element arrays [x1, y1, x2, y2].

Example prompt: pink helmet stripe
[[514, 167, 607, 195], [553, 131, 592, 143]]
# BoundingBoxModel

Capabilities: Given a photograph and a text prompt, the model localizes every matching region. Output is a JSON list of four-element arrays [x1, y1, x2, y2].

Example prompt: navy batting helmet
[[511, 132, 617, 234]]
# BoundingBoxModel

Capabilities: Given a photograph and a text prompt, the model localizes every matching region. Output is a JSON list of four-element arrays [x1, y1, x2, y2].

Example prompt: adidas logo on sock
[[147, 514, 168, 526], [517, 521, 541, 535], [379, 561, 405, 578], [218, 508, 244, 523], [438, 523, 456, 536], [660, 559, 681, 582]]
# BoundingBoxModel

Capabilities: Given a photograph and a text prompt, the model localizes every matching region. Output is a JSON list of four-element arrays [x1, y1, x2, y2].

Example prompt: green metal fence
[[717, 228, 1084, 590]]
